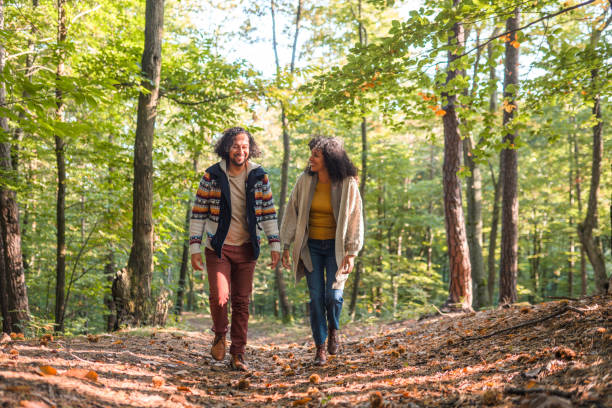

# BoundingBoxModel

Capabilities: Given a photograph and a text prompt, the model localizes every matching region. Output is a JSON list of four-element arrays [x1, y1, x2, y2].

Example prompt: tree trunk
[[568, 130, 574, 298], [573, 133, 587, 296], [498, 9, 520, 305], [175, 202, 190, 315], [349, 116, 367, 320], [54, 0, 67, 333], [0, 0, 30, 334], [441, 0, 472, 312], [577, 62, 607, 292], [486, 29, 501, 306], [124, 0, 164, 326], [349, 1, 368, 320], [487, 161, 501, 305], [426, 143, 435, 272], [270, 0, 303, 323]]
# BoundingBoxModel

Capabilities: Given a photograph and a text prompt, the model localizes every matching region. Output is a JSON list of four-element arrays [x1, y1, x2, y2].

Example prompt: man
[[189, 127, 280, 371]]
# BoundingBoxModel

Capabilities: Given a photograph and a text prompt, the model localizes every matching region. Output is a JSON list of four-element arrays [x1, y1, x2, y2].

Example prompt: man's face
[[229, 133, 250, 167]]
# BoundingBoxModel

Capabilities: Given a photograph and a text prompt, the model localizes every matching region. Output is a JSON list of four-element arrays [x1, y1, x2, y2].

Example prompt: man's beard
[[230, 155, 247, 167]]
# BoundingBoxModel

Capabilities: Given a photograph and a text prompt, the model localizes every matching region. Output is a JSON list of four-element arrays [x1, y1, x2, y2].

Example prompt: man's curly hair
[[214, 127, 261, 162], [306, 136, 358, 182]]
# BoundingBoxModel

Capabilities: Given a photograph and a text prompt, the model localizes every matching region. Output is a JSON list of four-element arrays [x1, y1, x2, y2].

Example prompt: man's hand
[[281, 249, 291, 269], [191, 253, 204, 271], [269, 251, 280, 269], [340, 255, 355, 274]]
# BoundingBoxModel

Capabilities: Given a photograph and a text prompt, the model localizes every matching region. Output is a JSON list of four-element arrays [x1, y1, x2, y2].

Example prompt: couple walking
[[189, 127, 364, 371]]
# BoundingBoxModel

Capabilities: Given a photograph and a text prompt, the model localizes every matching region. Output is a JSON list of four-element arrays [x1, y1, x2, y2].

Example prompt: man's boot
[[328, 328, 339, 355], [230, 354, 249, 371], [211, 333, 226, 361], [314, 344, 327, 366]]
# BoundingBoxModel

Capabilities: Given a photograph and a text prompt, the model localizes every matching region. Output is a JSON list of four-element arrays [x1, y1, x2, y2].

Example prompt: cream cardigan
[[280, 172, 364, 290]]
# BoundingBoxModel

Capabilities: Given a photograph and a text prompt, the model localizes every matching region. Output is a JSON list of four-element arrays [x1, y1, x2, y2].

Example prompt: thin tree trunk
[[349, 0, 368, 320], [486, 27, 501, 305], [441, 0, 472, 312], [568, 130, 574, 298], [54, 0, 67, 333], [350, 116, 367, 320], [124, 0, 165, 326], [175, 202, 190, 315], [271, 0, 302, 323], [498, 9, 520, 305], [104, 136, 116, 331], [573, 133, 587, 296], [488, 161, 501, 305], [0, 0, 30, 334], [463, 29, 485, 309]]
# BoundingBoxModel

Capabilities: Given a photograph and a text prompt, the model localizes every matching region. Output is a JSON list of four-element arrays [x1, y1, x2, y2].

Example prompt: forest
[[0, 0, 610, 336]]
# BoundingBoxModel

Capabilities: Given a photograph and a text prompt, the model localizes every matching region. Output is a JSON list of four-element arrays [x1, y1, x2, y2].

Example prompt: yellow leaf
[[511, 40, 520, 48], [435, 109, 447, 116], [292, 397, 312, 406], [526, 380, 538, 389], [343, 91, 351, 98], [152, 376, 165, 387], [39, 365, 58, 376], [112, 340, 123, 345], [177, 386, 191, 392], [85, 371, 99, 381]]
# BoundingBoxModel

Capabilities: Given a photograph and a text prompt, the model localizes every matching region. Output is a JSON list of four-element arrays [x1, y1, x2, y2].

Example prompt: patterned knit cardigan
[[189, 160, 280, 259]]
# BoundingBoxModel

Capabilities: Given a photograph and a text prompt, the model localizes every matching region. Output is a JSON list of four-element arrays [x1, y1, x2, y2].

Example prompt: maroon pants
[[205, 244, 256, 356]]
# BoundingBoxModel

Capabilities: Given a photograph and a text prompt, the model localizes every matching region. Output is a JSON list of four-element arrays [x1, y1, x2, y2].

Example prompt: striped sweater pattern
[[189, 162, 280, 255]]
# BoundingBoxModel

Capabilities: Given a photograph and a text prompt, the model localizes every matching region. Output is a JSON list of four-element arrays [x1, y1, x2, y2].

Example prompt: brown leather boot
[[210, 333, 226, 361], [328, 328, 339, 355], [230, 354, 249, 371], [314, 344, 327, 366]]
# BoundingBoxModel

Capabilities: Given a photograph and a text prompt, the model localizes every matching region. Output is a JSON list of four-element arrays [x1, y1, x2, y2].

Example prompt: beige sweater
[[280, 172, 364, 290]]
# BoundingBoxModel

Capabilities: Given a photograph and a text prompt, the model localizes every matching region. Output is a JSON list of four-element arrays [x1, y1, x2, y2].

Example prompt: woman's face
[[309, 148, 326, 173]]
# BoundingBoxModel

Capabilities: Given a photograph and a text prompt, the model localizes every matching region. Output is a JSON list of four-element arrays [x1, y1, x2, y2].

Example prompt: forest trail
[[0, 296, 610, 407]]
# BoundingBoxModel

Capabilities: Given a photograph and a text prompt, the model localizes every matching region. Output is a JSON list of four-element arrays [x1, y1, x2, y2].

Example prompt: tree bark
[[577, 24, 607, 292], [0, 0, 30, 334], [54, 0, 67, 333], [573, 132, 587, 296], [350, 0, 368, 320], [486, 27, 501, 305], [175, 202, 190, 315], [441, 0, 472, 312], [487, 161, 501, 305], [498, 9, 520, 305], [124, 0, 164, 326], [349, 116, 367, 320], [271, 0, 302, 323]]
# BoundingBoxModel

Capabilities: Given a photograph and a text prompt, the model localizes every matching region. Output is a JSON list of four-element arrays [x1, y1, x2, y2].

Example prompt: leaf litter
[[0, 295, 609, 407]]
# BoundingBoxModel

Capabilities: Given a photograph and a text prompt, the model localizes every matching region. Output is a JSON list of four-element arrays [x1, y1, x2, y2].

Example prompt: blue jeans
[[306, 238, 343, 346]]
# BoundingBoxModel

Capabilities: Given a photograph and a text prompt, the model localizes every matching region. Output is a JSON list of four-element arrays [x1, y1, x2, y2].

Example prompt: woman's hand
[[340, 255, 355, 274], [282, 249, 291, 269]]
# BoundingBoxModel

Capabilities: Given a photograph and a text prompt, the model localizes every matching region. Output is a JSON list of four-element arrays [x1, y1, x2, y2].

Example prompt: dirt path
[[1, 296, 610, 407]]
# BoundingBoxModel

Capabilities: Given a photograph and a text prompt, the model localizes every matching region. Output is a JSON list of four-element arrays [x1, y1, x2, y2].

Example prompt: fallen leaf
[[6, 385, 31, 393], [152, 376, 165, 387], [19, 401, 50, 408], [292, 397, 312, 406], [237, 378, 250, 390], [177, 386, 191, 392], [87, 334, 99, 343], [85, 371, 99, 381], [526, 380, 538, 389], [309, 374, 321, 384], [112, 340, 123, 345], [39, 365, 58, 376], [9, 348, 19, 356], [369, 391, 384, 408]]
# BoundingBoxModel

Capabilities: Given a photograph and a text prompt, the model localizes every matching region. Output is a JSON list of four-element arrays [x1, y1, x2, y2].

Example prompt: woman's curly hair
[[307, 136, 358, 182], [214, 127, 261, 162]]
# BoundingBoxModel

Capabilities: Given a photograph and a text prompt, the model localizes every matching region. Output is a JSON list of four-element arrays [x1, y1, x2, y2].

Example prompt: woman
[[280, 136, 364, 365]]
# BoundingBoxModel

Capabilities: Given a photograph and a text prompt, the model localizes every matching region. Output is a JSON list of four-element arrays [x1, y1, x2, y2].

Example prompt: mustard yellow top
[[308, 181, 336, 239]]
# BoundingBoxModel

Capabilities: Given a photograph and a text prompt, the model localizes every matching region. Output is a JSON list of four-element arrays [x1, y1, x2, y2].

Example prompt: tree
[[120, 0, 165, 326], [577, 11, 610, 294], [498, 8, 520, 305], [0, 0, 29, 334], [270, 0, 301, 323], [441, 0, 472, 312], [54, 0, 67, 333]]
